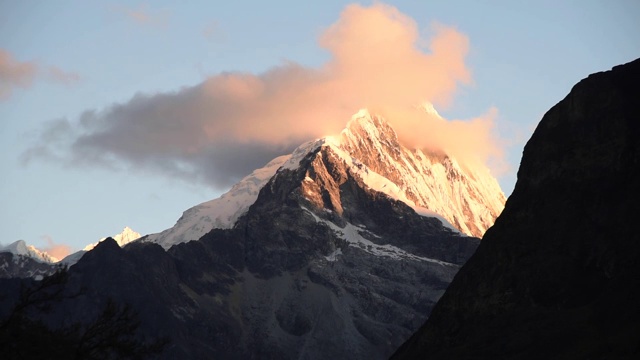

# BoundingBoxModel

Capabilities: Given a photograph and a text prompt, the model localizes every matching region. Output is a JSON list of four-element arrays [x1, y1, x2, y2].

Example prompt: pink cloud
[[114, 4, 169, 27], [0, 49, 38, 99], [0, 49, 80, 100], [46, 66, 81, 85], [191, 4, 479, 151], [25, 3, 505, 187], [41, 235, 72, 260], [202, 21, 223, 42]]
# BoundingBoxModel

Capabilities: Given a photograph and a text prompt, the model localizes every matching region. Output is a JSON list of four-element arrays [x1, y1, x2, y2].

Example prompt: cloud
[[0, 49, 80, 100], [23, 3, 503, 188], [202, 21, 223, 42], [46, 66, 81, 85], [41, 235, 72, 260], [114, 4, 169, 27], [0, 49, 37, 99]]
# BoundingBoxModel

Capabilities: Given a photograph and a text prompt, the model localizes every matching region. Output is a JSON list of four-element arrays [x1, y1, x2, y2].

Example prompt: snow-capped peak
[[144, 108, 505, 249], [0, 240, 59, 263], [323, 110, 505, 237], [83, 226, 142, 251], [419, 102, 442, 118], [353, 108, 372, 119], [342, 109, 400, 147]]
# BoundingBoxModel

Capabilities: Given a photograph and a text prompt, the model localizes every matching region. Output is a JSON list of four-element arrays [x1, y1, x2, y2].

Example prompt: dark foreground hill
[[392, 59, 640, 359]]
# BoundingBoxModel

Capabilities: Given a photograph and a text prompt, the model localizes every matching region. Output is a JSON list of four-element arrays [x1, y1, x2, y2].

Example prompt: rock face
[[392, 59, 640, 359]]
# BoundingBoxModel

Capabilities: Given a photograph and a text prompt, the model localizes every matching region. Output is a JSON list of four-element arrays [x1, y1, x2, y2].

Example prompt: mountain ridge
[[0, 226, 142, 278], [391, 57, 640, 359]]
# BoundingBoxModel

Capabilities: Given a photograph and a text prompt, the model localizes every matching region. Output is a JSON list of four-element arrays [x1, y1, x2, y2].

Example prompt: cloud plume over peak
[[23, 3, 502, 189]]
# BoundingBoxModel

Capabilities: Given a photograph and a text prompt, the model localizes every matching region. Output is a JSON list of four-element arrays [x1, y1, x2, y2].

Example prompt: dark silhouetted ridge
[[392, 58, 640, 359]]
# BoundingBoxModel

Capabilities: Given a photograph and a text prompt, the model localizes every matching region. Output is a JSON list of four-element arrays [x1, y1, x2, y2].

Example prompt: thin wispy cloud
[[46, 66, 81, 85], [23, 3, 503, 189], [0, 49, 80, 100], [202, 21, 223, 42], [113, 4, 170, 27]]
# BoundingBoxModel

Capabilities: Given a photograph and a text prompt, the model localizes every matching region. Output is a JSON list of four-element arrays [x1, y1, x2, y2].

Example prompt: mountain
[[0, 240, 58, 263], [391, 59, 640, 359], [0, 111, 505, 359], [145, 108, 505, 250], [59, 226, 143, 266], [0, 240, 59, 279], [0, 240, 60, 279], [83, 226, 141, 251], [0, 227, 141, 278], [335, 109, 504, 237]]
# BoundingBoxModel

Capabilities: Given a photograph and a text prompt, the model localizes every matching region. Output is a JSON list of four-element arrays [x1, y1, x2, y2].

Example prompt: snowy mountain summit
[[83, 226, 141, 251], [146, 109, 505, 249], [336, 109, 505, 237], [0, 240, 58, 263]]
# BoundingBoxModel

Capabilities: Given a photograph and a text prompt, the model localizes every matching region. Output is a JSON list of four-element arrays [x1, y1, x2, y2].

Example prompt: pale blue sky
[[1, 1, 639, 254]]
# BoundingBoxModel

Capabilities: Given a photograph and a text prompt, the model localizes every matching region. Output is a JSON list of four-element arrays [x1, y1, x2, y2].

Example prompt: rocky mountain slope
[[392, 58, 640, 359], [0, 112, 505, 359]]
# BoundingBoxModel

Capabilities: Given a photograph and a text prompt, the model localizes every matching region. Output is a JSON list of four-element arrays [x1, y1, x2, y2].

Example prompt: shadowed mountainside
[[392, 58, 640, 359]]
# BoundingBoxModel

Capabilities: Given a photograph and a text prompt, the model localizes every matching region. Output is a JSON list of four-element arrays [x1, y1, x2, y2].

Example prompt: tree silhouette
[[0, 267, 168, 359]]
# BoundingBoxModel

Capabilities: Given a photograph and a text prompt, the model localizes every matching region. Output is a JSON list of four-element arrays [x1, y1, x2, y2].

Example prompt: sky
[[1, 1, 639, 258]]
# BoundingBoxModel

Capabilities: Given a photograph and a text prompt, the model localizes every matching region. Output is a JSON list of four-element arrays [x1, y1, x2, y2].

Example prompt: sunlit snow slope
[[333, 109, 505, 237], [145, 155, 291, 248]]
